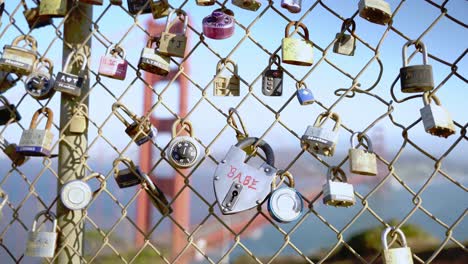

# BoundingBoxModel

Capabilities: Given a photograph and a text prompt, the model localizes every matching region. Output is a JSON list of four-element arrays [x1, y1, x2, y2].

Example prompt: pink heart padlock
[[202, 9, 235, 40]]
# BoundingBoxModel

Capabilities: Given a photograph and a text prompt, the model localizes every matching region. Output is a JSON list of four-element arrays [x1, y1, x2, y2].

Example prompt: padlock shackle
[[0, 95, 11, 106], [106, 44, 126, 59], [146, 37, 159, 49], [214, 7, 235, 17], [327, 166, 348, 182], [402, 40, 429, 67], [422, 92, 441, 106], [340, 18, 356, 34], [11, 35, 38, 51], [31, 210, 57, 232], [314, 112, 341, 132], [171, 119, 194, 138], [112, 102, 138, 127], [271, 170, 295, 189], [227, 107, 249, 139], [63, 51, 88, 74], [284, 21, 310, 41], [235, 137, 275, 166], [82, 173, 106, 197], [350, 132, 374, 152], [140, 173, 157, 194], [33, 57, 54, 75], [73, 103, 88, 117], [113, 156, 139, 176], [268, 54, 281, 68], [381, 227, 408, 250], [0, 188, 8, 208], [295, 81, 307, 91], [165, 9, 189, 34], [30, 107, 53, 130], [216, 59, 238, 75]]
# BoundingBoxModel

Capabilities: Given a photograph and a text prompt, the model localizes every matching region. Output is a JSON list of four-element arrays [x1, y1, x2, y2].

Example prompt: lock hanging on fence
[[25, 58, 56, 100], [80, 0, 104, 5], [99, 44, 128, 80], [349, 132, 378, 176], [301, 112, 341, 156], [232, 0, 261, 11], [54, 51, 87, 97], [262, 55, 283, 96], [227, 107, 256, 156], [282, 21, 314, 66], [16, 107, 54, 157], [159, 9, 189, 58], [140, 172, 172, 215], [196, 0, 215, 6], [400, 40, 434, 93], [281, 0, 301, 13], [112, 102, 156, 145], [127, 0, 152, 15], [167, 120, 201, 169], [113, 157, 143, 188], [0, 188, 7, 221], [0, 71, 19, 94], [381, 227, 414, 264], [214, 59, 240, 96], [214, 137, 277, 214], [69, 104, 88, 134], [0, 135, 28, 167], [0, 96, 21, 125], [60, 173, 106, 210], [322, 166, 355, 207], [39, 0, 67, 17], [25, 210, 58, 258], [268, 171, 303, 223], [203, 9, 235, 40], [358, 0, 392, 25], [296, 82, 315, 105], [333, 19, 356, 56], [150, 0, 170, 19], [0, 35, 38, 76], [420, 92, 455, 138], [23, 0, 53, 30], [138, 37, 171, 76]]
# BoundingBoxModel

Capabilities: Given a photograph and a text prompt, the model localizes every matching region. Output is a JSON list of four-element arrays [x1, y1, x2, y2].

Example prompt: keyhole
[[230, 190, 238, 203]]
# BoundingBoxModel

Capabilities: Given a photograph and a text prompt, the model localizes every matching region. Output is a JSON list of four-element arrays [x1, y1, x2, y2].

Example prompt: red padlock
[[98, 45, 128, 80]]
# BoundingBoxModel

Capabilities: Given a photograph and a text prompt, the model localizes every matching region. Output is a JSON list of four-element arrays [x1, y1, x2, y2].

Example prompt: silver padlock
[[349, 132, 377, 176], [382, 227, 414, 264], [25, 210, 58, 258], [301, 112, 341, 157], [322, 166, 355, 207], [268, 171, 303, 223], [358, 0, 392, 25], [167, 120, 201, 169], [333, 19, 356, 56], [400, 40, 434, 93], [140, 173, 173, 215], [16, 107, 54, 157], [420, 92, 455, 138], [138, 37, 171, 76], [0, 188, 8, 221], [60, 173, 106, 210], [113, 157, 143, 188], [214, 137, 277, 214], [25, 58, 56, 100], [0, 35, 38, 76]]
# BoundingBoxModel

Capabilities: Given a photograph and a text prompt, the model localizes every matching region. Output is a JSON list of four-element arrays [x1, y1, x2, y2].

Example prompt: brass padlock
[[227, 108, 256, 156], [127, 0, 152, 15], [25, 58, 56, 100], [150, 0, 170, 19], [358, 0, 392, 25], [80, 0, 104, 5], [232, 0, 261, 11], [0, 35, 38, 76], [196, 0, 215, 6], [333, 19, 356, 56], [349, 132, 377, 176], [282, 21, 314, 66], [400, 40, 434, 93], [69, 104, 88, 134], [112, 102, 156, 145], [214, 59, 240, 96], [16, 107, 54, 157], [54, 51, 87, 97], [138, 37, 171, 76], [23, 0, 53, 30], [381, 227, 414, 264], [0, 135, 28, 167], [39, 0, 67, 17], [420, 92, 455, 138], [159, 9, 188, 58], [0, 96, 21, 125]]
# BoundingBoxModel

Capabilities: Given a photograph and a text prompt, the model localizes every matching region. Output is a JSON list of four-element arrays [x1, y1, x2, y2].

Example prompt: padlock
[[158, 9, 189, 58], [69, 104, 88, 134], [0, 96, 21, 125], [16, 107, 54, 157], [282, 21, 314, 66], [98, 44, 128, 80], [0, 188, 7, 221], [203, 9, 235, 40], [25, 210, 57, 258], [138, 37, 171, 76], [54, 51, 87, 97], [214, 59, 240, 96], [80, 0, 104, 5], [167, 120, 201, 168], [25, 58, 56, 100], [113, 157, 143, 188], [140, 173, 172, 215], [322, 166, 355, 207], [281, 0, 301, 13], [227, 108, 256, 156], [420, 92, 455, 138], [39, 0, 67, 17], [268, 171, 303, 223], [349, 132, 377, 176], [23, 1, 53, 30], [112, 102, 156, 145], [381, 227, 414, 264], [150, 0, 170, 19], [0, 71, 19, 93], [0, 35, 38, 76], [262, 55, 283, 96], [196, 0, 215, 6], [127, 0, 152, 15], [60, 173, 106, 210], [110, 0, 122, 5], [358, 0, 392, 25], [333, 19, 356, 56], [232, 0, 261, 11], [213, 137, 277, 214], [301, 112, 341, 156], [296, 82, 315, 105], [0, 135, 28, 166], [400, 40, 434, 93]]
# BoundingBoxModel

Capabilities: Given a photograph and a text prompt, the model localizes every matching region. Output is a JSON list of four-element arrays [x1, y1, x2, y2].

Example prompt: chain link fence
[[0, 0, 466, 263]]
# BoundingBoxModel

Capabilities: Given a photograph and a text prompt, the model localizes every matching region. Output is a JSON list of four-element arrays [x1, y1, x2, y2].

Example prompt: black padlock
[[127, 0, 152, 15], [400, 40, 434, 93], [0, 96, 21, 125], [262, 55, 283, 96], [54, 51, 87, 97]]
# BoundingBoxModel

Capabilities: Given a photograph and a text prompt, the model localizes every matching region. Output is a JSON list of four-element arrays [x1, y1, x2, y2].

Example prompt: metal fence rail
[[0, 0, 466, 263]]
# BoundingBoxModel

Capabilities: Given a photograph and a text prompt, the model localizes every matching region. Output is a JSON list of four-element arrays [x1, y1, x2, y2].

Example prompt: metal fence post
[[56, 2, 92, 263]]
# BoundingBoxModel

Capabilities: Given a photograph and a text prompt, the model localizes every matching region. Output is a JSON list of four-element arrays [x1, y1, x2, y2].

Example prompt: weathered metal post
[[56, 1, 92, 263]]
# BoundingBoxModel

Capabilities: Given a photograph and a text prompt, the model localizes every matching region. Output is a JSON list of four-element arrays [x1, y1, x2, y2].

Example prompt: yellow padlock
[[282, 21, 314, 66], [39, 0, 67, 17]]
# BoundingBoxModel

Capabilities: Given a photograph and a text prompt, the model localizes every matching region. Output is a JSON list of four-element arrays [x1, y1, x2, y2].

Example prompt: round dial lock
[[60, 180, 92, 210], [168, 136, 198, 168], [268, 187, 303, 223], [25, 74, 55, 100]]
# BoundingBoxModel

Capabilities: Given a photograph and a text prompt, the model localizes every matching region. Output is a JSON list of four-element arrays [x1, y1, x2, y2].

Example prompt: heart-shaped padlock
[[268, 171, 303, 223]]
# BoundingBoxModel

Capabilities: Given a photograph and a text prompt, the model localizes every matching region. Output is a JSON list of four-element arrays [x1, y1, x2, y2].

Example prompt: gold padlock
[[0, 35, 38, 76], [227, 108, 256, 156], [39, 0, 67, 17], [69, 104, 88, 134], [214, 59, 240, 96], [150, 0, 170, 19], [282, 21, 314, 66], [232, 0, 261, 11], [22, 0, 53, 30], [196, 0, 215, 6], [158, 9, 188, 58]]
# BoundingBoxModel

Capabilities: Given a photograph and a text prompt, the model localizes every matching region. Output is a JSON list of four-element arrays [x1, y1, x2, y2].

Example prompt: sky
[[0, 0, 466, 163]]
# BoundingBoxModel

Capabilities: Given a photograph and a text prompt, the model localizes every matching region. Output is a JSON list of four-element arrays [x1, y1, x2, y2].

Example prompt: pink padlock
[[281, 0, 302, 13], [202, 9, 235, 40], [98, 44, 128, 80]]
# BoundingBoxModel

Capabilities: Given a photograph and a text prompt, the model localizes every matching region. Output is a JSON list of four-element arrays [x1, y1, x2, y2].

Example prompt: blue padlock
[[296, 82, 315, 105]]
